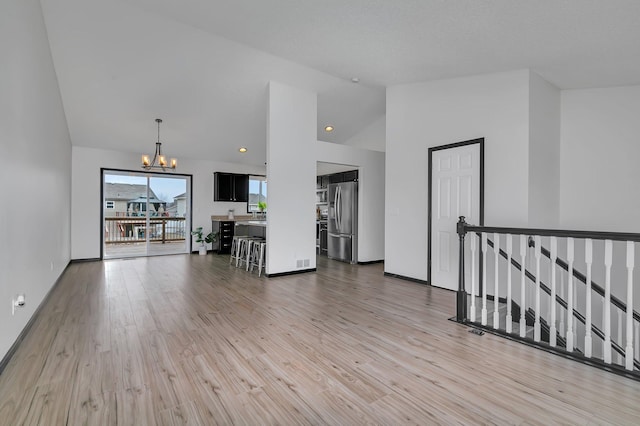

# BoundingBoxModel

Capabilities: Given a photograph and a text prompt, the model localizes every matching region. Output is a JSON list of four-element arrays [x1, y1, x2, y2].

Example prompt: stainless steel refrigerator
[[327, 181, 358, 263]]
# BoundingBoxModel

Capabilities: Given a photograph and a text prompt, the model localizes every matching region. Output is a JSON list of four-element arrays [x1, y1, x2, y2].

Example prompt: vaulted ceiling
[[40, 0, 640, 166]]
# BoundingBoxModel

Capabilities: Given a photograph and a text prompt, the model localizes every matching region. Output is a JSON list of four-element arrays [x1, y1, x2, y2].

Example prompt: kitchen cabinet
[[342, 170, 358, 182], [214, 172, 248, 202], [212, 220, 234, 254], [317, 175, 330, 189], [321, 170, 359, 185]]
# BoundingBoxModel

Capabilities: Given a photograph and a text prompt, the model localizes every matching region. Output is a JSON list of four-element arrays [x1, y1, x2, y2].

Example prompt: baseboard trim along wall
[[70, 258, 101, 263], [383, 272, 429, 286], [357, 259, 384, 265], [0, 261, 71, 375], [266, 268, 316, 278]]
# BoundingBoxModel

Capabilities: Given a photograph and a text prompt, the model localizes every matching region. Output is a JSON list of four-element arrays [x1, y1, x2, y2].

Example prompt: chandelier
[[142, 118, 177, 171]]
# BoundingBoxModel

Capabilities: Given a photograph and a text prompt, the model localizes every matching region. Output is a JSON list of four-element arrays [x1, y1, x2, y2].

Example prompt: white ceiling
[[40, 0, 640, 166]]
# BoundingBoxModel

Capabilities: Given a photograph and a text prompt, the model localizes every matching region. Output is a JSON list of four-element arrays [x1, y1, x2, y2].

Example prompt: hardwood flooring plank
[[66, 389, 116, 426], [114, 387, 157, 425], [23, 382, 73, 426], [158, 400, 204, 426]]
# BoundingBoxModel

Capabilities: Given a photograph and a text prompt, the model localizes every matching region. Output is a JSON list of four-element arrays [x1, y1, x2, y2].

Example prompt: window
[[247, 175, 267, 212], [105, 201, 115, 209]]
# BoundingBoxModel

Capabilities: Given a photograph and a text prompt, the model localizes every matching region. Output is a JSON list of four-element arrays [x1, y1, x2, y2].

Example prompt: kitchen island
[[235, 220, 266, 239]]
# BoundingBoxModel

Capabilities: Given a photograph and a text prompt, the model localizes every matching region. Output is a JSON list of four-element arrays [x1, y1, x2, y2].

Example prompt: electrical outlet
[[11, 294, 25, 316]]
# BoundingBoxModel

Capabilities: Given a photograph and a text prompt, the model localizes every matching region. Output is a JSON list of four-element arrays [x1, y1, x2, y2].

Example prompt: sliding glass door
[[102, 170, 191, 259]]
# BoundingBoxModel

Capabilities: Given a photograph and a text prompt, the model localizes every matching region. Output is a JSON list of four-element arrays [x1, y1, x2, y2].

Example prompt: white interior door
[[431, 144, 480, 290]]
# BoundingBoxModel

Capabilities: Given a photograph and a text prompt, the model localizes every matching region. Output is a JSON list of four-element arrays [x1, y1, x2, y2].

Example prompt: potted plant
[[257, 201, 267, 218], [191, 227, 218, 255]]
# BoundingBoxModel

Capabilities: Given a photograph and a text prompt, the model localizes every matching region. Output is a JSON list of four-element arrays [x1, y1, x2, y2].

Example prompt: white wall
[[0, 0, 72, 360], [561, 85, 640, 232], [560, 85, 640, 310], [343, 116, 386, 152], [385, 70, 531, 281], [266, 81, 317, 275], [316, 142, 385, 262], [529, 72, 561, 228], [71, 146, 264, 259]]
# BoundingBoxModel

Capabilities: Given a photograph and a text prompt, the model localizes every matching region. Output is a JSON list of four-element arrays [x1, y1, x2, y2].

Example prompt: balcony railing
[[104, 217, 186, 244]]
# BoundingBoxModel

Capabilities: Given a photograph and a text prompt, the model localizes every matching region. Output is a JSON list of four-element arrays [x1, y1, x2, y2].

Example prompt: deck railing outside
[[104, 217, 186, 244], [456, 216, 640, 376]]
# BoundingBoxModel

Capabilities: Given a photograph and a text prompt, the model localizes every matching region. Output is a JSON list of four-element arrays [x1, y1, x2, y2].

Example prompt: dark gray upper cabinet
[[214, 172, 248, 202], [322, 170, 358, 185]]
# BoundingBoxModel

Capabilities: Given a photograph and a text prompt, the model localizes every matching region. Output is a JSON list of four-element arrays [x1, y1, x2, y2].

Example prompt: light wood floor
[[1, 255, 639, 425]]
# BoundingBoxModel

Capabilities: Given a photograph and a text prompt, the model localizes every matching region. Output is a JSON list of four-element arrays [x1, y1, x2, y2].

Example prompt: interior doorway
[[101, 169, 192, 259], [428, 139, 484, 290], [316, 161, 360, 265]]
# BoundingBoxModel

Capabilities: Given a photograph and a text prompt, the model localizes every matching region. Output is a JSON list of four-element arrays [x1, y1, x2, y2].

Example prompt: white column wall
[[560, 85, 640, 232], [385, 70, 531, 281], [316, 141, 385, 262], [560, 85, 640, 310], [71, 146, 265, 259], [266, 81, 317, 274], [0, 0, 72, 360], [528, 72, 561, 228]]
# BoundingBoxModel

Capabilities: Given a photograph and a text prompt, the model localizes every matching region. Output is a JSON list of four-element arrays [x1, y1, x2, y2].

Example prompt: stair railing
[[456, 216, 640, 375]]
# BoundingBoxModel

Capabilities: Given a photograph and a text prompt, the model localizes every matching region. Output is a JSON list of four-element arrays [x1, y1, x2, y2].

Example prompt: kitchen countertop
[[235, 220, 267, 227], [211, 215, 256, 221]]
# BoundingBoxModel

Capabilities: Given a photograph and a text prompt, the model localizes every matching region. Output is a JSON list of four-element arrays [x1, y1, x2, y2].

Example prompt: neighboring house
[[173, 192, 187, 217], [103, 183, 164, 217]]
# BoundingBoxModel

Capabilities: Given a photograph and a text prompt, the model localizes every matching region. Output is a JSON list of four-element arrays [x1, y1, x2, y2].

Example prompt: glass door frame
[[100, 168, 193, 259]]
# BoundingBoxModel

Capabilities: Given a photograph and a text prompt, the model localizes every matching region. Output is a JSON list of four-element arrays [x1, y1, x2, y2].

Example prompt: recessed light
[[351, 77, 360, 83], [324, 126, 334, 132], [239, 147, 247, 153]]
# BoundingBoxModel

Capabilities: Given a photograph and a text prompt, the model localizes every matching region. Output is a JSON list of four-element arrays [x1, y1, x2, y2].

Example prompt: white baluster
[[470, 232, 477, 322], [635, 322, 639, 362], [506, 234, 513, 333], [566, 238, 574, 351], [481, 233, 488, 326], [584, 239, 593, 357], [493, 233, 500, 329], [625, 241, 634, 370], [549, 237, 558, 347], [534, 235, 542, 342], [520, 235, 527, 338], [604, 240, 613, 364]]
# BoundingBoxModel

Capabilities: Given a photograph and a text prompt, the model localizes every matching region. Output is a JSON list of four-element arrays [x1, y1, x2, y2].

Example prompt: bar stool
[[243, 237, 264, 271], [237, 237, 262, 269], [230, 235, 250, 266], [249, 241, 267, 277]]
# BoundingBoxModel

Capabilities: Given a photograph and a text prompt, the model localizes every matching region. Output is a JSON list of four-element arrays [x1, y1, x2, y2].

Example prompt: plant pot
[[198, 246, 207, 256]]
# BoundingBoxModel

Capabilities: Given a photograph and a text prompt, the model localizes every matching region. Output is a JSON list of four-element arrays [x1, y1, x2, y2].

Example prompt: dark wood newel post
[[456, 216, 468, 322]]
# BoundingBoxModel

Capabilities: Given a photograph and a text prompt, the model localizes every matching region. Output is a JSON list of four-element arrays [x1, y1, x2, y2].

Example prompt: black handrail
[[527, 237, 640, 324], [464, 224, 640, 243], [485, 237, 640, 370]]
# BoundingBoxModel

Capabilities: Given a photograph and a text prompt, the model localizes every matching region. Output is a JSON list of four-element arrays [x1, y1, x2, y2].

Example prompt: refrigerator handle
[[333, 185, 339, 230]]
